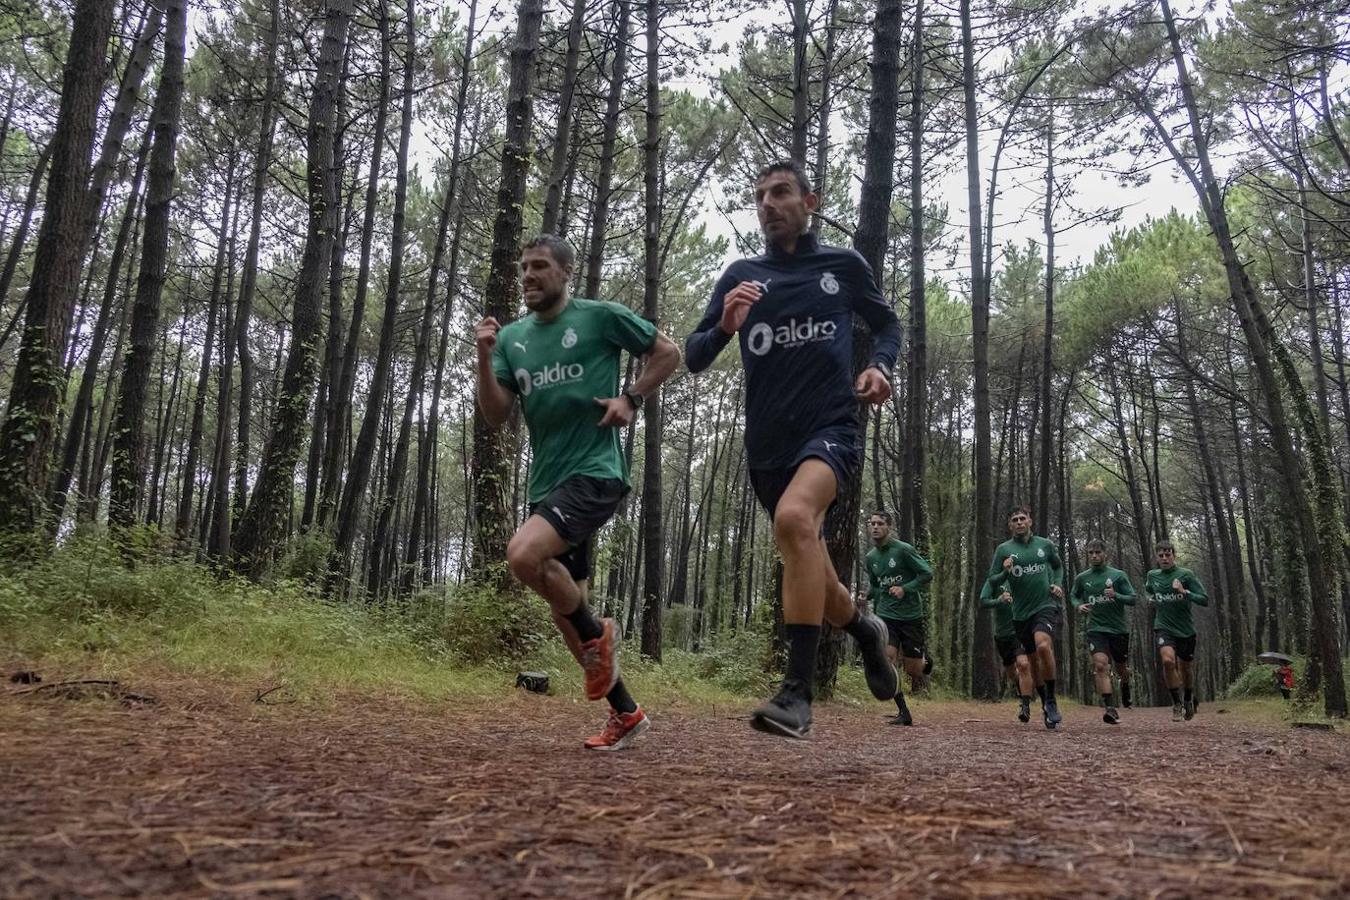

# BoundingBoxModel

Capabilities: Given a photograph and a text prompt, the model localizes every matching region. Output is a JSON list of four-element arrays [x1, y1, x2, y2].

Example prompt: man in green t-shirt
[[865, 511, 933, 726], [1144, 539, 1209, 721], [982, 505, 1065, 729], [1071, 539, 1137, 725], [475, 234, 680, 750], [980, 578, 1035, 722]]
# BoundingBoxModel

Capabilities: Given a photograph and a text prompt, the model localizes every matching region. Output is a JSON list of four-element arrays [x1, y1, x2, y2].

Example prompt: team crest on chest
[[820, 272, 839, 295], [888, 558, 896, 569], [562, 327, 577, 349]]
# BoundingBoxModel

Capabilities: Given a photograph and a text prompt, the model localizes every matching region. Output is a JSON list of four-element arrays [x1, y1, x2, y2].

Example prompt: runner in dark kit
[[982, 506, 1065, 730], [684, 160, 902, 739], [1144, 540, 1208, 721], [865, 511, 933, 726], [476, 234, 681, 750], [1071, 539, 1136, 724]]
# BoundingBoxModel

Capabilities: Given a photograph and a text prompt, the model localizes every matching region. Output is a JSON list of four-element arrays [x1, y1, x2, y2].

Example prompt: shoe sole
[[861, 617, 900, 701], [584, 715, 650, 751], [584, 621, 621, 702], [750, 711, 810, 740]]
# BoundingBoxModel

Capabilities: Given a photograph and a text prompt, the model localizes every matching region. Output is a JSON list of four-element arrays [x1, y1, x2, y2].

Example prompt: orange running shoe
[[583, 706, 650, 751], [580, 617, 619, 701]]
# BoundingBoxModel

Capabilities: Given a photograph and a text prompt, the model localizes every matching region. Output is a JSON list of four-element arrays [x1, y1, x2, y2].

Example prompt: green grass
[[0, 538, 840, 711]]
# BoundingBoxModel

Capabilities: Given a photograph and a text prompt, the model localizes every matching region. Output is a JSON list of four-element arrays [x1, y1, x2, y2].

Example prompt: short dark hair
[[1008, 504, 1031, 519], [755, 159, 812, 195], [522, 233, 575, 269], [869, 511, 891, 524], [1085, 538, 1105, 552], [1156, 539, 1175, 553]]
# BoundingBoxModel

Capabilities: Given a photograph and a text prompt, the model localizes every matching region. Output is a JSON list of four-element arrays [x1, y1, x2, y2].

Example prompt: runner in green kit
[[1144, 539, 1208, 721], [982, 506, 1065, 729], [476, 234, 681, 750], [865, 512, 933, 726], [1071, 539, 1136, 725], [980, 579, 1035, 723]]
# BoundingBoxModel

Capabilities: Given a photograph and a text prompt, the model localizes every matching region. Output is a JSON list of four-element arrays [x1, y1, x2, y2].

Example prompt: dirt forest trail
[[3, 679, 1349, 899]]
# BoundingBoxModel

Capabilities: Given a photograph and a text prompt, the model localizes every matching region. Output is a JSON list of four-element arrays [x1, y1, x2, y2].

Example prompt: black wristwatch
[[622, 388, 644, 411]]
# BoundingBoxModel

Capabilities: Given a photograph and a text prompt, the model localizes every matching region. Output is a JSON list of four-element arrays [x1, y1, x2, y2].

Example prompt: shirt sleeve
[[846, 250, 900, 373], [490, 339, 516, 392], [684, 269, 738, 373], [979, 577, 1003, 608], [1144, 572, 1157, 597], [1113, 572, 1137, 605], [900, 545, 933, 595], [602, 301, 658, 355], [1184, 571, 1209, 606], [1070, 573, 1084, 603], [983, 546, 1008, 595], [1048, 541, 1064, 587]]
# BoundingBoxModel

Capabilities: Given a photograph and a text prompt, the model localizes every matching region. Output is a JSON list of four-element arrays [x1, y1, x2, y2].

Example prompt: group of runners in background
[[475, 158, 1208, 749]]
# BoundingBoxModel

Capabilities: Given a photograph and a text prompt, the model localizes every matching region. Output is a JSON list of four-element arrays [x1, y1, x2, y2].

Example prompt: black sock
[[895, 686, 907, 710], [1044, 680, 1056, 701], [842, 609, 876, 646], [785, 624, 820, 699], [1120, 681, 1132, 705], [563, 604, 604, 642], [1035, 684, 1047, 703], [1184, 688, 1194, 702], [1169, 687, 1181, 703], [1102, 692, 1113, 707], [606, 679, 637, 715], [1019, 694, 1032, 705]]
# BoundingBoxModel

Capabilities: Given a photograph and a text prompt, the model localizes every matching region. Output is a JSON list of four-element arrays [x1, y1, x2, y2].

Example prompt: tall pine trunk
[[0, 0, 114, 539], [232, 0, 351, 578]]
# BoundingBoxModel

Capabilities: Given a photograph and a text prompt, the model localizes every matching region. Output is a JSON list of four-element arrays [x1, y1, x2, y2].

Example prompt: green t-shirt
[[1071, 565, 1136, 635], [865, 538, 932, 621], [1145, 565, 1208, 639], [982, 534, 1063, 622], [491, 297, 657, 503], [979, 578, 1016, 640]]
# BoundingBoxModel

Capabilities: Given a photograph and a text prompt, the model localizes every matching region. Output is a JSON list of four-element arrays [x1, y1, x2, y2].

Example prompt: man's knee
[[1092, 655, 1110, 676], [773, 500, 819, 550], [506, 534, 544, 583], [1014, 656, 1032, 677]]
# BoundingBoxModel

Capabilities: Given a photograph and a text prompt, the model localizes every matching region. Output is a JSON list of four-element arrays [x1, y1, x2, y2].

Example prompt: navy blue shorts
[[749, 428, 862, 519]]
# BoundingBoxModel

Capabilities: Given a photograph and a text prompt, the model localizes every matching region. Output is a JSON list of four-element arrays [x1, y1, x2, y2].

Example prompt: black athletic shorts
[[749, 428, 862, 520], [1014, 606, 1061, 656], [1087, 631, 1130, 664], [994, 635, 1021, 668], [881, 617, 926, 658], [1155, 630, 1197, 662], [529, 475, 628, 581]]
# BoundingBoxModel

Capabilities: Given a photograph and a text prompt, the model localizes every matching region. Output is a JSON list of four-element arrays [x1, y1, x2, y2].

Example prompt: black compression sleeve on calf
[[606, 679, 637, 715], [1035, 684, 1047, 702], [1044, 679, 1056, 701], [785, 624, 820, 698], [1102, 693, 1113, 707], [1169, 687, 1182, 703], [563, 605, 604, 642]]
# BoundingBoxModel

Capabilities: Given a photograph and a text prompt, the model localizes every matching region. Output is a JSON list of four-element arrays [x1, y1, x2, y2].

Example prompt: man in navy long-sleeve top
[[685, 160, 903, 739]]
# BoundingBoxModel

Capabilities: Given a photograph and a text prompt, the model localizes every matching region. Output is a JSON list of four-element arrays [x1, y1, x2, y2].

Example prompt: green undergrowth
[[0, 538, 874, 711]]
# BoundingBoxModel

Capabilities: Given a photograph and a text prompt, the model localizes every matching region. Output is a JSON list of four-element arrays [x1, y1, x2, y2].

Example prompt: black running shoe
[[1044, 698, 1062, 730], [889, 697, 913, 726], [856, 614, 900, 701], [751, 680, 812, 739], [1183, 697, 1196, 721], [1172, 701, 1184, 721], [1103, 705, 1120, 725], [1017, 698, 1031, 723]]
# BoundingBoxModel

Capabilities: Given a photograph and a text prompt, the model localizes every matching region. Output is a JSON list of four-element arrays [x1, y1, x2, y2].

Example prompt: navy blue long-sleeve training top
[[684, 232, 901, 469]]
